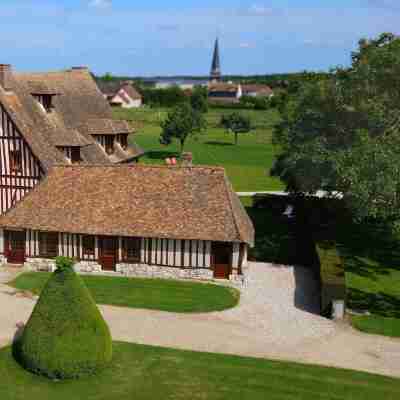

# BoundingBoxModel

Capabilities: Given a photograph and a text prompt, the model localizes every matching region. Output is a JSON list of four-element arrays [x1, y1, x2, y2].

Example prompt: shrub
[[316, 241, 346, 316], [14, 256, 112, 379]]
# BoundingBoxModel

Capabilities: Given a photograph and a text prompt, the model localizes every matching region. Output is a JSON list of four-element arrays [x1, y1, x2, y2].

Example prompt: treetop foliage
[[272, 32, 400, 222], [160, 102, 206, 153]]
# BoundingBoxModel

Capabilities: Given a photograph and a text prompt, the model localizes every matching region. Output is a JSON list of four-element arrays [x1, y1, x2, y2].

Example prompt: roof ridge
[[221, 171, 243, 243], [51, 163, 226, 171]]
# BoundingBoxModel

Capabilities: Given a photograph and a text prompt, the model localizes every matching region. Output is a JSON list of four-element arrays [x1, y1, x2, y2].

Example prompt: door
[[99, 237, 117, 271], [212, 242, 232, 279], [5, 230, 26, 265]]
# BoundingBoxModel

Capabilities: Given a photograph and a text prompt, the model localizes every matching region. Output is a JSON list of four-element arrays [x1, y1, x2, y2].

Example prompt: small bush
[[316, 241, 346, 316], [14, 256, 112, 379]]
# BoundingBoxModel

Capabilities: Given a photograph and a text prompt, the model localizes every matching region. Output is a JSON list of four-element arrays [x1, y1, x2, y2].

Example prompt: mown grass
[[306, 199, 400, 337], [1, 342, 399, 400], [340, 222, 400, 337], [113, 107, 284, 192], [9, 273, 239, 313], [351, 315, 400, 338]]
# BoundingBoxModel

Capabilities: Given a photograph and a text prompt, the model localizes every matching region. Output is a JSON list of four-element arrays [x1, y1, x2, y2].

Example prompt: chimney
[[181, 152, 193, 167], [70, 66, 89, 72], [0, 64, 12, 91]]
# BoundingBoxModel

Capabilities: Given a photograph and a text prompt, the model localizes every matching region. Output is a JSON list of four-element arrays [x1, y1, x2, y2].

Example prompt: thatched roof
[[0, 66, 142, 170]]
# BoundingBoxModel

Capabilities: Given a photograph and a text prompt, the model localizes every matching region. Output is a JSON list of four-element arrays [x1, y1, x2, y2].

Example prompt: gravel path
[[0, 263, 399, 378]]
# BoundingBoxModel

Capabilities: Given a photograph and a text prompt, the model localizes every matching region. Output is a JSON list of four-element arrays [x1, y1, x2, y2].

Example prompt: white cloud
[[248, 4, 274, 16], [89, 0, 112, 9], [239, 42, 255, 49]]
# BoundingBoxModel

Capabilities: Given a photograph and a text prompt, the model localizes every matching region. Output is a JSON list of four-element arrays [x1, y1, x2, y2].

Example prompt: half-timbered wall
[[0, 103, 43, 214], [16, 230, 216, 268]]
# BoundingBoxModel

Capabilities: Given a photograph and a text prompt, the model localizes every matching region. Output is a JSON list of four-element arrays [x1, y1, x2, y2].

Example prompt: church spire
[[210, 37, 221, 82]]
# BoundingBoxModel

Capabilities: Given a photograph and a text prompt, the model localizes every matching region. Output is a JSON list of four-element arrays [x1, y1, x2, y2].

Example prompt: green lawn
[[113, 107, 284, 192], [339, 222, 400, 337], [9, 273, 239, 313], [0, 342, 399, 400], [307, 199, 400, 337]]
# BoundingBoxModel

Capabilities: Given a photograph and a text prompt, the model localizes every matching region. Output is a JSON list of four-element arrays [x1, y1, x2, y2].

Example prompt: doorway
[[5, 230, 26, 265], [211, 242, 232, 279], [99, 236, 118, 271]]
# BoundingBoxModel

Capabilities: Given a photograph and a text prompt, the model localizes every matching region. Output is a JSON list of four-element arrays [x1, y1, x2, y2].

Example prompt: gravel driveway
[[0, 263, 399, 378]]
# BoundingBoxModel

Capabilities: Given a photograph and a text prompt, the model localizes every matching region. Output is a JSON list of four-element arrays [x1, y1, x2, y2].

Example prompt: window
[[33, 94, 54, 113], [105, 136, 114, 155], [123, 237, 141, 262], [42, 95, 53, 112], [10, 150, 22, 172], [118, 134, 128, 150], [82, 235, 95, 256], [39, 232, 58, 258], [70, 147, 81, 163]]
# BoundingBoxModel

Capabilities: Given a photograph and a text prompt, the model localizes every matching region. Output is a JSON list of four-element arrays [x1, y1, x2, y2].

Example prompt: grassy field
[[113, 107, 284, 192], [0, 342, 399, 400], [9, 273, 239, 313]]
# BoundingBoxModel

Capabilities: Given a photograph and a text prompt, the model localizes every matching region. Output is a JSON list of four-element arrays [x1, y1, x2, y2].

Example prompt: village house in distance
[[0, 63, 254, 281], [97, 80, 143, 108], [208, 38, 274, 103]]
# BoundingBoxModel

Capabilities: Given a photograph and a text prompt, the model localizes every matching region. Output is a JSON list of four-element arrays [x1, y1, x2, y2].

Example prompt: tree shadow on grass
[[246, 207, 298, 266], [204, 141, 234, 147], [347, 288, 400, 318], [341, 254, 392, 280], [145, 151, 180, 161]]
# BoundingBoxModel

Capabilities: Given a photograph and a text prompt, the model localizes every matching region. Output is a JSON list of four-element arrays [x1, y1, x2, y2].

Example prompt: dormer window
[[105, 136, 114, 155], [33, 94, 55, 113], [61, 147, 81, 164], [117, 134, 128, 150]]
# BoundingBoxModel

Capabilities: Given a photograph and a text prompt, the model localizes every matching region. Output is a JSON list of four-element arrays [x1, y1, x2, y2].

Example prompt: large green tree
[[220, 112, 252, 145], [160, 102, 206, 153], [190, 85, 209, 114], [272, 33, 400, 221]]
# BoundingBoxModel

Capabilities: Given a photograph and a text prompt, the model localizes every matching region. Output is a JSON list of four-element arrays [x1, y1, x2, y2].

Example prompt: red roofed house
[[208, 83, 273, 104], [97, 81, 143, 108], [0, 64, 254, 281]]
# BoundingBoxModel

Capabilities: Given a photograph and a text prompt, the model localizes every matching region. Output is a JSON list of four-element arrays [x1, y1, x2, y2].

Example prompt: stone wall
[[9, 258, 249, 286], [25, 258, 57, 272], [116, 263, 214, 280], [17, 258, 215, 281], [25, 258, 102, 274]]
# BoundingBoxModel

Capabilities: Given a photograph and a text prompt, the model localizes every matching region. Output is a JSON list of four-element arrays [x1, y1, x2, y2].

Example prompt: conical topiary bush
[[14, 256, 112, 379]]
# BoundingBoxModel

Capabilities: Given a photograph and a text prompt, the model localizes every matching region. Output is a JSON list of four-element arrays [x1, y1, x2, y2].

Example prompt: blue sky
[[1, 0, 399, 76]]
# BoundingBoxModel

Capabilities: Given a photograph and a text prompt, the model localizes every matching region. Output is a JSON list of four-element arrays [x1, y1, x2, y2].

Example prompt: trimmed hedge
[[316, 241, 346, 316], [14, 257, 112, 379]]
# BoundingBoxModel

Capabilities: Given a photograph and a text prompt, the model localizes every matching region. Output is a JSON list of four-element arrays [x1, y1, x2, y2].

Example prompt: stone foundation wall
[[19, 258, 215, 281], [16, 258, 245, 284], [25, 258, 57, 272], [74, 261, 102, 274], [116, 263, 214, 280]]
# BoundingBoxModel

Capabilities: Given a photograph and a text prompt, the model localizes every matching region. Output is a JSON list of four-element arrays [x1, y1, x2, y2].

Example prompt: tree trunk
[[180, 139, 185, 154], [235, 132, 238, 145]]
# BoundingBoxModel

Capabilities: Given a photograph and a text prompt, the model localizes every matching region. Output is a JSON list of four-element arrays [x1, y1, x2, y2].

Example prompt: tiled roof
[[0, 165, 254, 246], [242, 84, 273, 96], [209, 83, 238, 93], [97, 81, 142, 100]]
